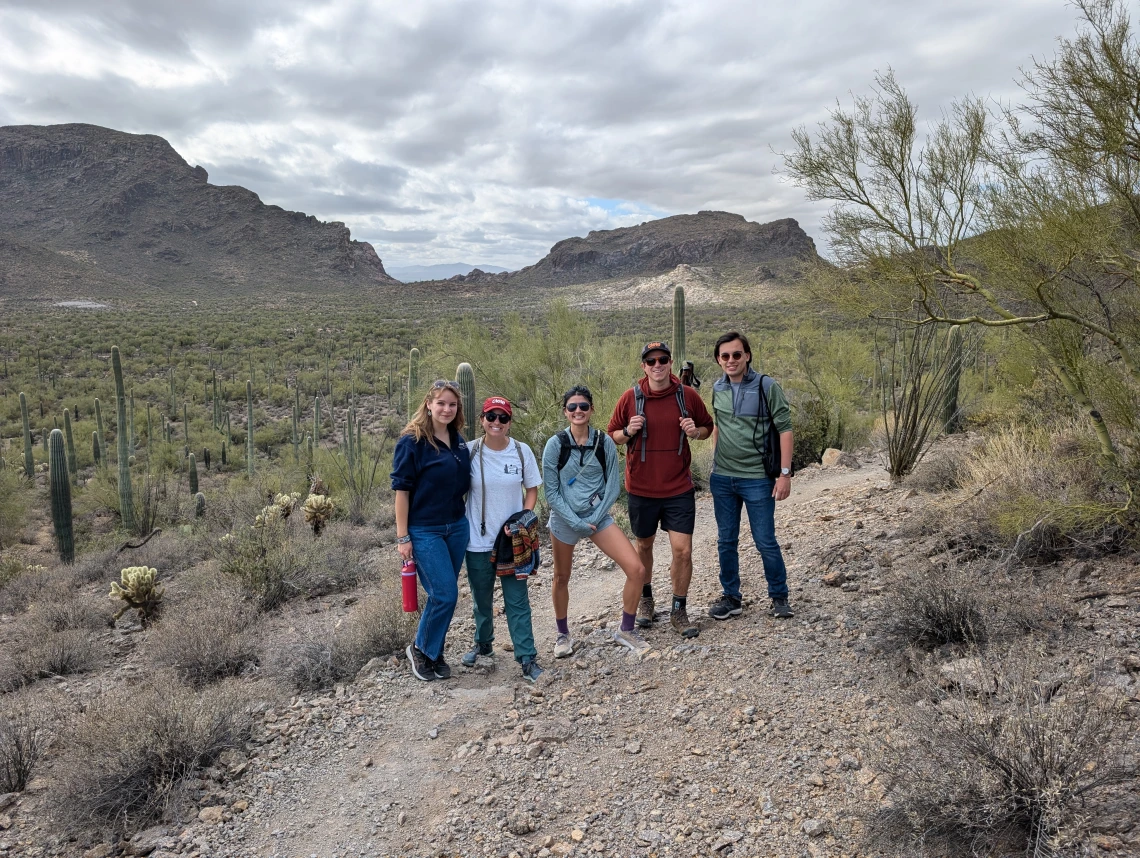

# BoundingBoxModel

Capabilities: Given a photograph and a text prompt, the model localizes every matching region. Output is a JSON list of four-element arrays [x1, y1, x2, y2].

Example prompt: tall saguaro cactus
[[188, 452, 199, 494], [112, 346, 136, 531], [942, 325, 964, 435], [456, 362, 476, 440], [63, 408, 78, 485], [19, 392, 33, 478], [672, 285, 686, 365], [94, 397, 105, 466], [246, 380, 255, 477], [48, 429, 74, 563], [92, 430, 102, 468], [409, 347, 420, 398]]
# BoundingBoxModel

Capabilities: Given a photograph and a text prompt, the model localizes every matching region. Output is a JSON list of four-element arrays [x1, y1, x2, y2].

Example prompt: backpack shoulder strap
[[675, 386, 690, 419], [556, 429, 573, 471], [593, 428, 608, 485]]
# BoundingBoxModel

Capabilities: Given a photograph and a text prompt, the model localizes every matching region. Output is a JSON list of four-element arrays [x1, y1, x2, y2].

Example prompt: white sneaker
[[612, 627, 651, 655], [553, 633, 575, 658]]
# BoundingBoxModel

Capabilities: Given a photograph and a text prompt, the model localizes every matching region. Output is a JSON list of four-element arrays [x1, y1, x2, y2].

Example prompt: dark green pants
[[465, 550, 537, 663]]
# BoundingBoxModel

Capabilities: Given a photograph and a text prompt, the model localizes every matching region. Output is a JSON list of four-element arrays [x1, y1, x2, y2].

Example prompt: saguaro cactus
[[94, 397, 105, 465], [63, 408, 77, 485], [942, 325, 964, 435], [19, 392, 33, 478], [195, 492, 206, 519], [92, 430, 102, 468], [313, 395, 322, 443], [672, 285, 686, 365], [409, 347, 420, 398], [246, 380, 255, 477], [48, 429, 74, 563], [188, 452, 199, 494], [112, 346, 136, 531], [456, 362, 476, 440], [292, 403, 300, 463]]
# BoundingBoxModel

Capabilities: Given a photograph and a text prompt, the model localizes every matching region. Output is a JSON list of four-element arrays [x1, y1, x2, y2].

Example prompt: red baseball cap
[[481, 396, 512, 416]]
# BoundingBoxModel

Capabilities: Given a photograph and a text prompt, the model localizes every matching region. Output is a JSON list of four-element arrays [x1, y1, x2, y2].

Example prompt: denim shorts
[[548, 512, 614, 545]]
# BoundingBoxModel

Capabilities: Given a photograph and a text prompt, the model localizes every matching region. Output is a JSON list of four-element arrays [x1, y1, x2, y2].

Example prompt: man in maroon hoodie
[[608, 342, 714, 638]]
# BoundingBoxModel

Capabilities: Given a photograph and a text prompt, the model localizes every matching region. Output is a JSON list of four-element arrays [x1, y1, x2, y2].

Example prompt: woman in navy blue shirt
[[391, 380, 471, 681]]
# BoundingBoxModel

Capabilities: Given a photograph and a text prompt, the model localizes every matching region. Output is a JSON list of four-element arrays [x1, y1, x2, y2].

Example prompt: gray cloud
[[0, 0, 1084, 269]]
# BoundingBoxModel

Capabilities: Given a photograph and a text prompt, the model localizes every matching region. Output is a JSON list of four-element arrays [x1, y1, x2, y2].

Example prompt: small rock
[[624, 741, 642, 755], [821, 571, 848, 587], [398, 811, 407, 825], [806, 773, 826, 787], [231, 800, 249, 813], [712, 830, 745, 851], [802, 818, 829, 837], [939, 657, 997, 695], [571, 829, 585, 842], [197, 806, 225, 824], [507, 811, 535, 835], [428, 728, 439, 739], [525, 742, 545, 760], [84, 847, 114, 858], [362, 756, 374, 767]]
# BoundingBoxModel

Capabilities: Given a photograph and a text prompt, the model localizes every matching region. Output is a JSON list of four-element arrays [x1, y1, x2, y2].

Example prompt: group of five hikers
[[391, 331, 794, 683]]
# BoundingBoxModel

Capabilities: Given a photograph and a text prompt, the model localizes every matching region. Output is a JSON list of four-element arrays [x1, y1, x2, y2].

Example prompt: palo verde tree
[[782, 0, 1140, 462]]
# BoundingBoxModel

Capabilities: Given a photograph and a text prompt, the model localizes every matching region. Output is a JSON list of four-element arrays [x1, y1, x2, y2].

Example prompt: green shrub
[[0, 465, 29, 551]]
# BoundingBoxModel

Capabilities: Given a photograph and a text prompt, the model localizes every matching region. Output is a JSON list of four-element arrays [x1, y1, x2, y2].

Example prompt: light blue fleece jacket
[[541, 427, 622, 537]]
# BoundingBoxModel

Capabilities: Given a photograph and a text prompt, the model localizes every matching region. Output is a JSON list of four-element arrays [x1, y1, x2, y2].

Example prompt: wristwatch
[[396, 535, 412, 545], [780, 467, 791, 477]]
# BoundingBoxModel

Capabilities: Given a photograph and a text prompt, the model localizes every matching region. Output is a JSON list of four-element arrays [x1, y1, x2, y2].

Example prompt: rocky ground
[[4, 448, 1138, 858]]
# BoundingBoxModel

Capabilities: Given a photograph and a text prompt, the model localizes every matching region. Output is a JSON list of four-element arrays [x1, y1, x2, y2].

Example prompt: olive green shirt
[[712, 373, 793, 478]]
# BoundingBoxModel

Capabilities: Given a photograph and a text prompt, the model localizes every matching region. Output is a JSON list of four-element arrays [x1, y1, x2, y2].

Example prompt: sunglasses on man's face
[[718, 351, 745, 362], [482, 412, 511, 423], [565, 402, 592, 412], [643, 357, 670, 367]]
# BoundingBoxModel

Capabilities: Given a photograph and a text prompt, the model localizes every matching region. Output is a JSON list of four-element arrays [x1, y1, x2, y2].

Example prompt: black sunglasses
[[432, 379, 460, 390], [482, 412, 511, 423], [643, 357, 670, 367], [718, 351, 744, 361], [565, 402, 592, 412]]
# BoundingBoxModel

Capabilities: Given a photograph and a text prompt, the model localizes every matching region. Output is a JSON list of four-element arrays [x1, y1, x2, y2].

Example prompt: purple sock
[[556, 617, 569, 635], [621, 611, 636, 632]]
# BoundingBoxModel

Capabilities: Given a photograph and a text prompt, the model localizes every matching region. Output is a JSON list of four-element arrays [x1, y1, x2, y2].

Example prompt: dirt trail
[[212, 461, 882, 858]]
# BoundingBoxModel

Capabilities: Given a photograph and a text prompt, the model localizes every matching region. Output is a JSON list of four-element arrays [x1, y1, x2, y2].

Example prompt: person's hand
[[679, 417, 700, 439], [588, 523, 598, 532], [397, 541, 413, 563], [773, 475, 792, 501], [627, 415, 645, 435], [504, 524, 513, 536]]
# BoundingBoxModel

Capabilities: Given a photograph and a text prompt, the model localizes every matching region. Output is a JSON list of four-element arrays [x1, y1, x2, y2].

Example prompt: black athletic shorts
[[627, 490, 696, 538]]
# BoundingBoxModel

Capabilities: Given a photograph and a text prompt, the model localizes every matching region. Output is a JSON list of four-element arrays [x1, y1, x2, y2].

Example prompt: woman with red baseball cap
[[461, 396, 545, 682]]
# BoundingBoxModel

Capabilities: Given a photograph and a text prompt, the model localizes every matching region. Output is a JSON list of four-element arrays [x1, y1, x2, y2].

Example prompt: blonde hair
[[401, 381, 465, 450]]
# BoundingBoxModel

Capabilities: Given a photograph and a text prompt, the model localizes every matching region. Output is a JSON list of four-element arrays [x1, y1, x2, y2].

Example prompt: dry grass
[[49, 674, 251, 837], [0, 689, 52, 792], [887, 560, 990, 650], [955, 420, 1134, 561], [146, 587, 259, 686], [873, 653, 1137, 856], [270, 587, 414, 691]]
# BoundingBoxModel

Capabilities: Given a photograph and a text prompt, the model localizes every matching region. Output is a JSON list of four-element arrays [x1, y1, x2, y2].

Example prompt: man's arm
[[773, 430, 793, 501]]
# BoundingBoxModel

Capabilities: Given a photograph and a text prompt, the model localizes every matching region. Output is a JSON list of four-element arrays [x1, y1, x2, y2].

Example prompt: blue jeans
[[710, 473, 788, 601], [409, 519, 470, 661]]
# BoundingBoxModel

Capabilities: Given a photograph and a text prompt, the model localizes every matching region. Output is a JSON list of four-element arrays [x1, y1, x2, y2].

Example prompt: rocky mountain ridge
[[0, 123, 396, 300]]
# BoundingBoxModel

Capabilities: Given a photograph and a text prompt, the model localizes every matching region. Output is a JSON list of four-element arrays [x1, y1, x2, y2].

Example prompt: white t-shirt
[[465, 438, 543, 553]]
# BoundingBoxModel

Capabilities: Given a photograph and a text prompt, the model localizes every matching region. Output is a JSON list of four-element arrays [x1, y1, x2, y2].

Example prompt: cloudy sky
[[0, 0, 1083, 270]]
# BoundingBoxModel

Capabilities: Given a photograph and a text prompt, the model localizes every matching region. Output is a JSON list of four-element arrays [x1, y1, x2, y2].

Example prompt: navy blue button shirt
[[390, 429, 471, 526]]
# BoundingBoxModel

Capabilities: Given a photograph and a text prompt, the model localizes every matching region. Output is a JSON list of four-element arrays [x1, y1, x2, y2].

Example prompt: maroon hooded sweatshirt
[[607, 375, 714, 498]]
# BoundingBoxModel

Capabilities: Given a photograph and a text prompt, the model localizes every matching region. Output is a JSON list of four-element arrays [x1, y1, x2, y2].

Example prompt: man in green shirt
[[708, 331, 795, 620]]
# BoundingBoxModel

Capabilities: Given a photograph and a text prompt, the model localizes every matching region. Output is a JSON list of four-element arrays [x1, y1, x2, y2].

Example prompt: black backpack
[[556, 428, 607, 485], [756, 374, 784, 479], [628, 385, 690, 462]]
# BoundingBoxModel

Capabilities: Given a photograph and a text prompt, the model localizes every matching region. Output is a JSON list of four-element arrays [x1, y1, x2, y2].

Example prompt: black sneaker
[[432, 654, 453, 680], [770, 597, 794, 619], [520, 657, 544, 683], [461, 642, 493, 667], [708, 595, 743, 621], [407, 644, 434, 681]]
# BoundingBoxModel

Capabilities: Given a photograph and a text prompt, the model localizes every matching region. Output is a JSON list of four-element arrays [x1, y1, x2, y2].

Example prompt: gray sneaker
[[461, 642, 493, 667], [520, 657, 544, 683], [553, 633, 575, 659], [635, 595, 656, 627], [708, 595, 743, 621], [612, 627, 651, 655]]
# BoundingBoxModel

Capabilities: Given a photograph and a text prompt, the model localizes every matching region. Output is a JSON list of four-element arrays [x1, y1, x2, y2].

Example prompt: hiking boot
[[635, 595, 656, 627], [432, 653, 452, 680], [670, 604, 700, 639], [770, 597, 794, 619], [612, 627, 651, 656], [406, 644, 434, 682], [708, 595, 743, 621], [520, 657, 544, 683], [461, 642, 493, 667], [553, 633, 576, 659]]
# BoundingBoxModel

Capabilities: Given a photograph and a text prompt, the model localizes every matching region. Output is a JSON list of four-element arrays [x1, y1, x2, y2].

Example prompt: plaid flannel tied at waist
[[490, 510, 542, 580]]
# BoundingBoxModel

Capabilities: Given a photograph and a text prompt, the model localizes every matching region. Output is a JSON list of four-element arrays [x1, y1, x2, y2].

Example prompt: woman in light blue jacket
[[542, 386, 648, 659]]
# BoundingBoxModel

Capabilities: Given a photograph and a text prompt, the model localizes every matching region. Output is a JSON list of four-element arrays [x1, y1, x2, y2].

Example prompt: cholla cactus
[[302, 493, 335, 536], [253, 504, 283, 528], [109, 565, 164, 625], [274, 492, 302, 518]]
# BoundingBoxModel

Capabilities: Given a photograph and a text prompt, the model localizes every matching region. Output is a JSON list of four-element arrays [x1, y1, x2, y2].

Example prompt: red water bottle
[[401, 559, 419, 612]]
